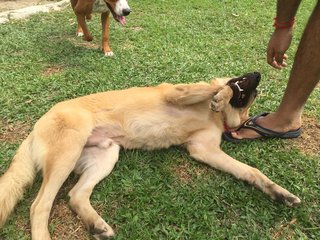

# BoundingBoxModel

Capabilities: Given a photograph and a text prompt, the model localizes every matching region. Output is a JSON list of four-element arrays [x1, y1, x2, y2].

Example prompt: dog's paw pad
[[90, 220, 115, 240], [104, 51, 114, 57]]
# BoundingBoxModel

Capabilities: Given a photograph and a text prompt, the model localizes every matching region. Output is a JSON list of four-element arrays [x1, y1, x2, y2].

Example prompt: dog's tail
[[0, 133, 37, 227]]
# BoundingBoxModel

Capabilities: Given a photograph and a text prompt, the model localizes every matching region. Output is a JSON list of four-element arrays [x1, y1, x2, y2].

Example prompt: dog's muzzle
[[122, 8, 131, 16]]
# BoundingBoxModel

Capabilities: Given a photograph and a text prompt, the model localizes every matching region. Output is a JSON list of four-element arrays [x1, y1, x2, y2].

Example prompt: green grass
[[1, 0, 320, 239]]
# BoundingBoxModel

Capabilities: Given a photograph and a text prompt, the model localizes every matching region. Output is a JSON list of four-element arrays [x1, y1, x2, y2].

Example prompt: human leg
[[231, 1, 320, 140]]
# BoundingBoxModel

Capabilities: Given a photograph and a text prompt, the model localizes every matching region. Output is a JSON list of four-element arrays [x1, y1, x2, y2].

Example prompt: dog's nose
[[122, 8, 131, 16], [253, 72, 261, 82]]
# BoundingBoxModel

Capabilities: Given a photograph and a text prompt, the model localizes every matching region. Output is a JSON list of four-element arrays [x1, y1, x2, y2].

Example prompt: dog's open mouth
[[106, 3, 127, 26], [227, 72, 261, 108]]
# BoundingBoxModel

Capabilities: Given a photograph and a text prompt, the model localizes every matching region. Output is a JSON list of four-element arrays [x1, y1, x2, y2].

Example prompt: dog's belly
[[92, 0, 109, 13], [88, 124, 188, 150], [87, 118, 194, 150]]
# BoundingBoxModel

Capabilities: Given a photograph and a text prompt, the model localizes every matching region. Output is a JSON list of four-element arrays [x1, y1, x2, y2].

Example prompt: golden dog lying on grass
[[0, 72, 300, 240]]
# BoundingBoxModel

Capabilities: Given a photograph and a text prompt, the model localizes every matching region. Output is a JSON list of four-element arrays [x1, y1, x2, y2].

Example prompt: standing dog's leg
[[70, 0, 85, 38], [73, 0, 94, 41], [86, 13, 92, 20], [69, 139, 120, 239], [187, 130, 301, 206], [75, 13, 93, 41], [101, 12, 113, 56]]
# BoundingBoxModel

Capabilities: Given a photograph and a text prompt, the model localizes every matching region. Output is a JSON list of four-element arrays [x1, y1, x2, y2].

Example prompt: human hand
[[267, 28, 293, 69]]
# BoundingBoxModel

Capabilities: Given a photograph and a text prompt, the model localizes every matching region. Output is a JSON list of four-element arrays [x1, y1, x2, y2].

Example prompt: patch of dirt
[[292, 116, 320, 156], [0, 119, 31, 144], [271, 218, 298, 240], [50, 200, 91, 240], [42, 65, 63, 76], [0, 0, 59, 12], [173, 161, 210, 184], [173, 162, 193, 184], [130, 26, 143, 31]]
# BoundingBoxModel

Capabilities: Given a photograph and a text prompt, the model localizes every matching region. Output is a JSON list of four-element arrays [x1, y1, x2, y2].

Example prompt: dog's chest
[[118, 108, 211, 150], [92, 0, 109, 13]]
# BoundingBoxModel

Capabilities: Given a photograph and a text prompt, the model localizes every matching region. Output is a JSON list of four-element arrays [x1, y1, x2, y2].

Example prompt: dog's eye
[[239, 77, 246, 83]]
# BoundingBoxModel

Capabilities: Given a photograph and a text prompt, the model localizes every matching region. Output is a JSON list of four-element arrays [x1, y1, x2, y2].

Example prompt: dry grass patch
[[0, 119, 31, 144], [130, 26, 143, 31], [173, 162, 193, 184], [172, 161, 211, 184], [292, 116, 320, 156], [271, 218, 301, 240], [42, 65, 63, 76], [50, 200, 91, 240]]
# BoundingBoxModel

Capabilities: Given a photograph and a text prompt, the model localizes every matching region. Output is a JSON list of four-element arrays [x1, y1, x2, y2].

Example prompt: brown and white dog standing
[[0, 73, 300, 240], [70, 0, 131, 56]]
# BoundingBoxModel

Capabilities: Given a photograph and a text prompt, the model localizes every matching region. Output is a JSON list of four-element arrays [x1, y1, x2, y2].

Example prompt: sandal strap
[[237, 112, 290, 138]]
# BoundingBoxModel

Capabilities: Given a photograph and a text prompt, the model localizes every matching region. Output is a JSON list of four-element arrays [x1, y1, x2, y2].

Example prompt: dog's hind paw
[[104, 51, 114, 57], [90, 219, 115, 240], [83, 35, 93, 42], [77, 32, 84, 37]]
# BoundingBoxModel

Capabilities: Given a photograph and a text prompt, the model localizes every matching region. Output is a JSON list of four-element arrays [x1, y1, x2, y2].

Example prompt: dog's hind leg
[[73, 0, 94, 41], [30, 133, 86, 240], [70, 0, 84, 37], [69, 139, 120, 239], [187, 129, 301, 207]]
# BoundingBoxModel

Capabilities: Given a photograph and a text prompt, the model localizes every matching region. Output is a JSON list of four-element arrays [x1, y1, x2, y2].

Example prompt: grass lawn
[[0, 0, 319, 239]]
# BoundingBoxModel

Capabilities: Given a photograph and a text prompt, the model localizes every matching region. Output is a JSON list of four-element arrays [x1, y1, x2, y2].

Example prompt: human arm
[[267, 0, 302, 69]]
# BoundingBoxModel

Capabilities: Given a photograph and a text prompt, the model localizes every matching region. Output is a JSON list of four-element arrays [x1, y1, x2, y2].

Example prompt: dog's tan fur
[[0, 78, 300, 240]]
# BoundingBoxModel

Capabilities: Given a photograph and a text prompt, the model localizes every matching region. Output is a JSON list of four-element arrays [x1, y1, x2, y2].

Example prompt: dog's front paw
[[268, 184, 301, 207], [210, 87, 232, 112]]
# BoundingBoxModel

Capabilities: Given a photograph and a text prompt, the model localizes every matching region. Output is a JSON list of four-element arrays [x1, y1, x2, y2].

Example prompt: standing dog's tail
[[0, 134, 37, 227]]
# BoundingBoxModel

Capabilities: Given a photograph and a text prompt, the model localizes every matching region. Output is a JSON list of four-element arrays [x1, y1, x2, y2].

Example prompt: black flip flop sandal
[[223, 112, 301, 143]]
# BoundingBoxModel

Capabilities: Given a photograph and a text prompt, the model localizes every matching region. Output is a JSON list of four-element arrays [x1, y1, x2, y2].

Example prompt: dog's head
[[104, 0, 131, 25], [217, 72, 261, 130], [227, 72, 260, 108]]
